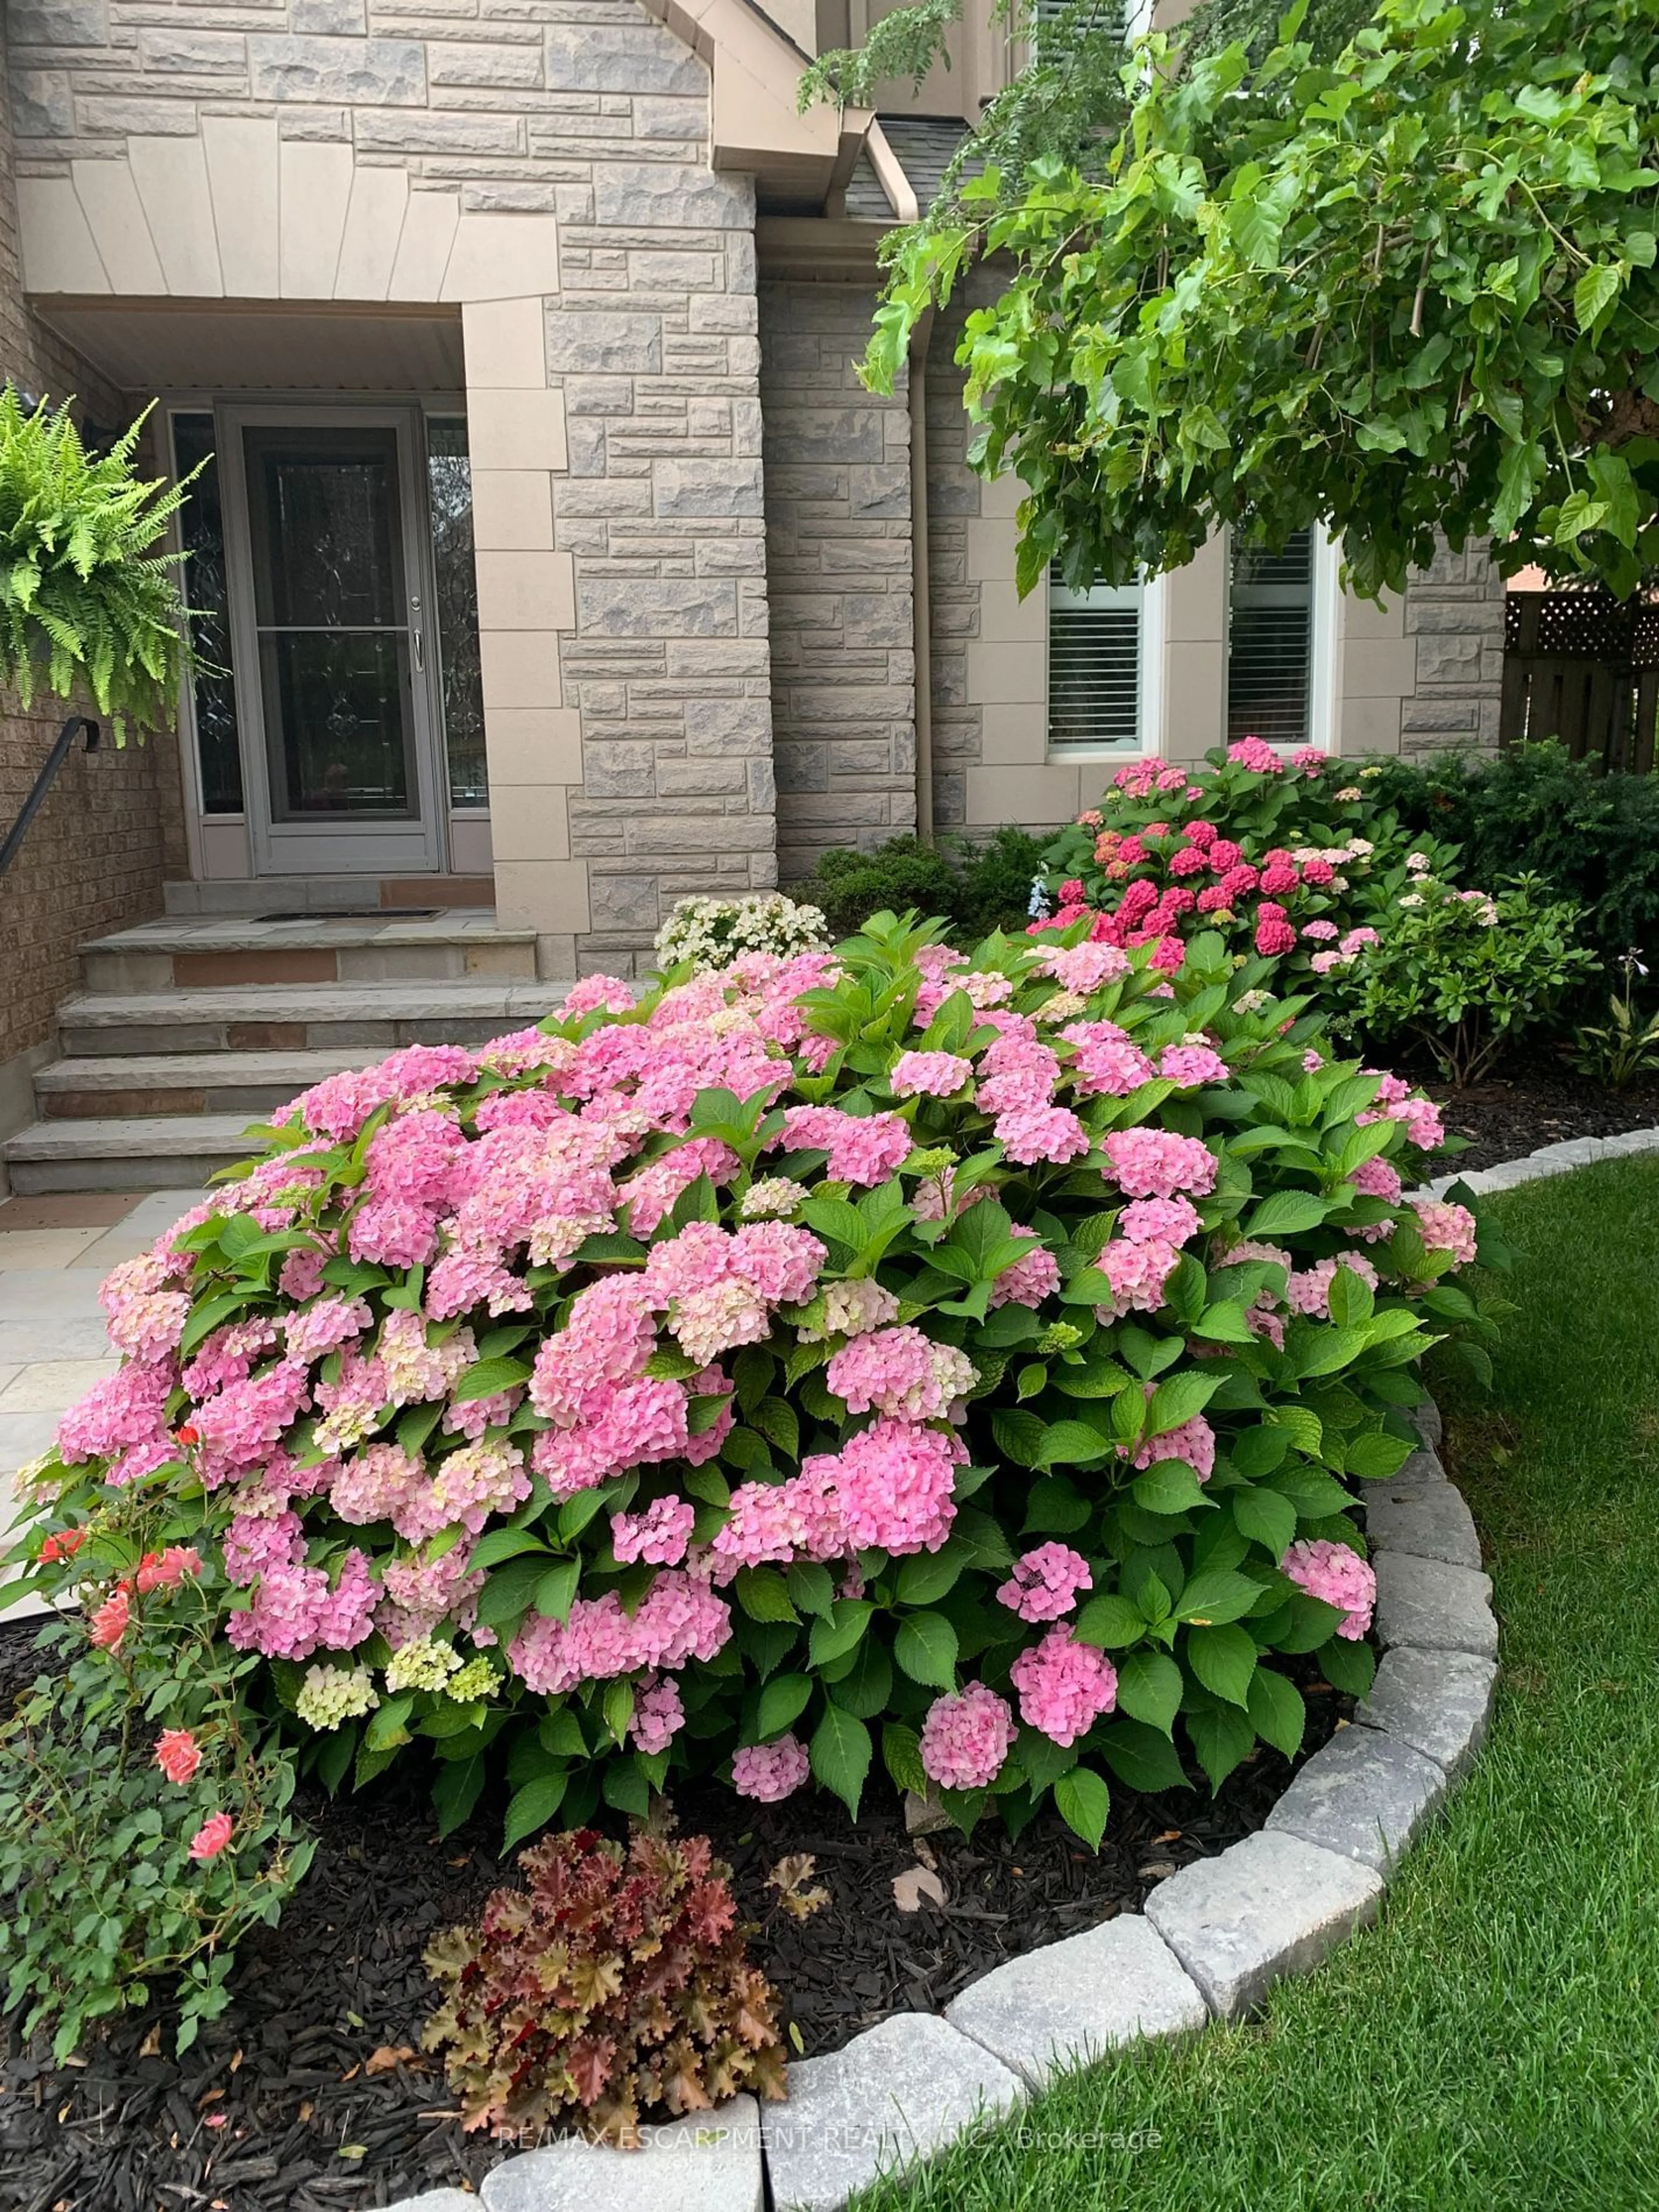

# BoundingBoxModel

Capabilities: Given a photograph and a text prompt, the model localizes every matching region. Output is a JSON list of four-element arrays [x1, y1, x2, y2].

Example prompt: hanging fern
[[0, 385, 194, 741]]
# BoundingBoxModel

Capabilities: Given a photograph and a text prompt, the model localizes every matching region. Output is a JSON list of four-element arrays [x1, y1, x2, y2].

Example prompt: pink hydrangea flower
[[1287, 1252, 1380, 1319], [1413, 1199, 1478, 1267], [628, 1672, 685, 1756], [988, 1239, 1061, 1309], [774, 1106, 911, 1185], [1103, 1128, 1217, 1201], [997, 1542, 1092, 1623], [1061, 1020, 1155, 1098], [1160, 1043, 1228, 1087], [1119, 1196, 1200, 1246], [612, 1495, 696, 1567], [732, 1735, 811, 1802], [1133, 1414, 1216, 1483], [1008, 1627, 1118, 1745], [891, 1050, 973, 1099], [995, 1103, 1091, 1166], [826, 1326, 976, 1421], [1095, 1235, 1179, 1319], [819, 1417, 966, 1556], [920, 1682, 1018, 1789], [1281, 1538, 1376, 1639]]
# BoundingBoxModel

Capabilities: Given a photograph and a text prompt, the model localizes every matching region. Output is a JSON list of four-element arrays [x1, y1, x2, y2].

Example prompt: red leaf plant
[[422, 1825, 787, 2146]]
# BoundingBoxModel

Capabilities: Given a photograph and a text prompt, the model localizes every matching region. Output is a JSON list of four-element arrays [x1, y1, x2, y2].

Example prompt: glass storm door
[[222, 408, 445, 876]]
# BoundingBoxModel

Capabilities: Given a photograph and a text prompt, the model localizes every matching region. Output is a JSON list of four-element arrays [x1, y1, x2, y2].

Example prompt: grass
[[856, 1156, 1659, 2212]]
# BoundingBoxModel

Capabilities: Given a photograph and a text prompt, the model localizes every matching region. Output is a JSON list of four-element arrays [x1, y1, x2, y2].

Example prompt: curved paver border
[[394, 1131, 1653, 2212]]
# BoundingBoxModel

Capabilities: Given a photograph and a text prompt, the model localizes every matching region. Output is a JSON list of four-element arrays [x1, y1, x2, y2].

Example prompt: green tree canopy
[[835, 0, 1659, 602]]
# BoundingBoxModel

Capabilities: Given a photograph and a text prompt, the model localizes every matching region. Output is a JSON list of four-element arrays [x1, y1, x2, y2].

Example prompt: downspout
[[908, 311, 935, 842]]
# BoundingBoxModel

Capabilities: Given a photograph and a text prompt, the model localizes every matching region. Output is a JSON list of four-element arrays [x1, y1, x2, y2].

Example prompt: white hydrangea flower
[[654, 892, 829, 975], [740, 1176, 803, 1220], [296, 1664, 379, 1732], [384, 1637, 464, 1694], [446, 1656, 502, 1703]]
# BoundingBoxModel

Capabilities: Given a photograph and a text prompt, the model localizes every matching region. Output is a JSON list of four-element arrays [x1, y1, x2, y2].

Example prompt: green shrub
[[1347, 870, 1597, 1087], [0, 1539, 312, 2060], [1373, 740, 1659, 973], [17, 912, 1497, 1971], [796, 828, 1047, 941]]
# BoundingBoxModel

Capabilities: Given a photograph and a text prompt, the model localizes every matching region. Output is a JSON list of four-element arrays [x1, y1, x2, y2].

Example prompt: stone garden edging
[[392, 1131, 1659, 2212]]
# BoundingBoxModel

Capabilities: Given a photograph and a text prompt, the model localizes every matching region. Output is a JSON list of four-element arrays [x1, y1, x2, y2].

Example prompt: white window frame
[[1044, 569, 1165, 762], [1224, 524, 1341, 754]]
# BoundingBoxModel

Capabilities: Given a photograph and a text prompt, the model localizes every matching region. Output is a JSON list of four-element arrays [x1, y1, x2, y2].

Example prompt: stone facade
[[760, 280, 915, 878], [9, 0, 779, 971], [1400, 539, 1509, 757], [5, 0, 1510, 973], [0, 7, 184, 1108], [924, 302, 983, 835]]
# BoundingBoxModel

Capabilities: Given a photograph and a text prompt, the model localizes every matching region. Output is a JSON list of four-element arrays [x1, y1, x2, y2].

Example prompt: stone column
[[760, 280, 915, 880]]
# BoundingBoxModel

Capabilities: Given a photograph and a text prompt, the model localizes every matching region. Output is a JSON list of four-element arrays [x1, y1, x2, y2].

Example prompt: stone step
[[162, 874, 497, 918], [81, 912, 538, 992], [56, 980, 568, 1057], [36, 1050, 372, 1119], [3, 1115, 268, 1194]]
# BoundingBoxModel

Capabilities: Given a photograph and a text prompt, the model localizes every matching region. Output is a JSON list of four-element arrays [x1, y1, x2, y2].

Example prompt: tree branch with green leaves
[[845, 0, 1659, 602]]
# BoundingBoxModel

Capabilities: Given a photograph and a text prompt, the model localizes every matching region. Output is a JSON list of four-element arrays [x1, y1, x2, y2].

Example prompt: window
[[170, 411, 243, 814], [1047, 576, 1149, 753], [426, 417, 487, 809], [1227, 525, 1323, 749]]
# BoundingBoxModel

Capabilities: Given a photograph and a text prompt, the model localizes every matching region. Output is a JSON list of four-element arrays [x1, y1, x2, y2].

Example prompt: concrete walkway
[[0, 1186, 205, 1621]]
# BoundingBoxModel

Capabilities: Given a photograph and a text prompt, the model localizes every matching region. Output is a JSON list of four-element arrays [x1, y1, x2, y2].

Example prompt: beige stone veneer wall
[[0, 8, 184, 1114], [10, 0, 781, 970], [760, 281, 915, 879]]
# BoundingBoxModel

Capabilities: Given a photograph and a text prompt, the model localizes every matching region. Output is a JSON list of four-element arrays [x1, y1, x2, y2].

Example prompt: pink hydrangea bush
[[1034, 746, 1453, 1007], [21, 911, 1496, 1864]]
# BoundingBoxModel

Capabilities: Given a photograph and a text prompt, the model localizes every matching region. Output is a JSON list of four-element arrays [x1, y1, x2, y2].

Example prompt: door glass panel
[[243, 426, 418, 821], [171, 411, 243, 814], [426, 417, 487, 808]]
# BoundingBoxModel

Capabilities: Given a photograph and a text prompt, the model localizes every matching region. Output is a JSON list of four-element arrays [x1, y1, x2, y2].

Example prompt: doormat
[[256, 908, 441, 922]]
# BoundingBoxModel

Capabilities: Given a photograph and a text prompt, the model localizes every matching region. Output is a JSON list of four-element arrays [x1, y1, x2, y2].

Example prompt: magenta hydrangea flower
[[919, 1682, 1018, 1790], [731, 1734, 811, 1802]]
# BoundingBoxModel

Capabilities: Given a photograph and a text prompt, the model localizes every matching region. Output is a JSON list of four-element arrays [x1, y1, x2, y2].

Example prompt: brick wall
[[0, 9, 179, 1079], [760, 281, 915, 879]]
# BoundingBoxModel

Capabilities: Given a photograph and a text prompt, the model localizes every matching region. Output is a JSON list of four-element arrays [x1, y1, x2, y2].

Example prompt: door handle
[[410, 594, 424, 674]]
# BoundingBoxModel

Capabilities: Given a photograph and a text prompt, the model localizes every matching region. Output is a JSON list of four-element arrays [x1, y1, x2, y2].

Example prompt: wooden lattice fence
[[1500, 590, 1659, 772]]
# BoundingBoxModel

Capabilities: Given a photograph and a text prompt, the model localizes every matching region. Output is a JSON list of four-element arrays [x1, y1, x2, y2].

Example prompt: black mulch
[[1432, 1061, 1659, 1173], [11, 1046, 1639, 2209], [0, 1610, 1351, 2212]]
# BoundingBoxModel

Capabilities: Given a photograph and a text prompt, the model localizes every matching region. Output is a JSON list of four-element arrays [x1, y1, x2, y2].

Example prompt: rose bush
[[16, 912, 1496, 1875]]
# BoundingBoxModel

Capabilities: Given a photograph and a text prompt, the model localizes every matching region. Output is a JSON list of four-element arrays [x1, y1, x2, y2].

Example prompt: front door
[[221, 406, 446, 876]]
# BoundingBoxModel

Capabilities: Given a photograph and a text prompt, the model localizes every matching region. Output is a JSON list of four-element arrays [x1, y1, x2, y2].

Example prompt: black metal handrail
[[0, 712, 101, 879]]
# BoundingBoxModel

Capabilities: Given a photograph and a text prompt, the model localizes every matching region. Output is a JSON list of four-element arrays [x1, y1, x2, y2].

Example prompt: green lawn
[[857, 1157, 1659, 2212]]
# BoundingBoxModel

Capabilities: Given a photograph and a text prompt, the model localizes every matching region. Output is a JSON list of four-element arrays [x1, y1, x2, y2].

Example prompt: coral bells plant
[[1035, 744, 1452, 1007], [422, 1826, 785, 2146], [19, 910, 1497, 1883]]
